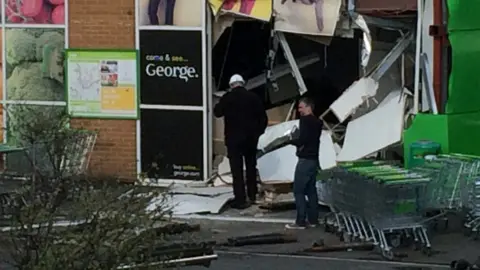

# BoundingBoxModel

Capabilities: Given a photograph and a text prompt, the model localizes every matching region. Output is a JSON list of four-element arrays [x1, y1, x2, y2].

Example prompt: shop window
[[139, 29, 203, 106], [0, 28, 3, 143], [140, 108, 204, 180], [4, 0, 65, 24], [3, 104, 67, 174], [4, 28, 65, 101], [138, 0, 202, 27], [1, 0, 69, 173]]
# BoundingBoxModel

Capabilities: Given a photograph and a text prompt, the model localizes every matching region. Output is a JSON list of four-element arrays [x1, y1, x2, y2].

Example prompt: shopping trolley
[[321, 162, 433, 259], [411, 154, 480, 235], [464, 178, 480, 239]]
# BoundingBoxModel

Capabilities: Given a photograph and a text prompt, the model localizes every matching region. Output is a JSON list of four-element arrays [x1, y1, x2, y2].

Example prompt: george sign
[[139, 30, 203, 106], [66, 49, 139, 119], [140, 109, 204, 180]]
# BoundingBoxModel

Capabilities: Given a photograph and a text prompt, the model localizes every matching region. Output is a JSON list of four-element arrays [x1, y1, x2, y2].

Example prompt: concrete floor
[[189, 252, 450, 270], [175, 209, 480, 268]]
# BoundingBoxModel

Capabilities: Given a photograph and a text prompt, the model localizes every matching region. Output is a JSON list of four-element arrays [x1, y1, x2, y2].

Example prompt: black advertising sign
[[140, 109, 204, 180], [139, 30, 203, 106]]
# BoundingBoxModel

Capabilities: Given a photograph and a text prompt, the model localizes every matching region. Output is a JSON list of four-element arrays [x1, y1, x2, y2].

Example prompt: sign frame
[[134, 0, 212, 184], [65, 48, 140, 120], [139, 30, 204, 107]]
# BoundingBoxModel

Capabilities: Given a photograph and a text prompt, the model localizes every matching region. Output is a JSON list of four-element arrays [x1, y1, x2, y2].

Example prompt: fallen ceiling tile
[[329, 77, 379, 123], [148, 193, 234, 215], [319, 131, 337, 170], [337, 90, 406, 161], [258, 145, 298, 183], [213, 174, 233, 187], [257, 120, 337, 182], [258, 120, 299, 151], [170, 186, 233, 197]]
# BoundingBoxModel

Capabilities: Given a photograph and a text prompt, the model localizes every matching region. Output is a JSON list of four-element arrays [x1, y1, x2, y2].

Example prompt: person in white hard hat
[[228, 74, 245, 88], [214, 74, 268, 209]]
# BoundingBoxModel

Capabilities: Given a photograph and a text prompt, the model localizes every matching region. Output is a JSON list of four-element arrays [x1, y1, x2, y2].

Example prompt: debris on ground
[[222, 232, 297, 247], [303, 239, 375, 253]]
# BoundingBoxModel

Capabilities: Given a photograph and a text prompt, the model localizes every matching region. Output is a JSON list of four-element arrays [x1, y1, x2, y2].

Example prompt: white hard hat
[[229, 74, 245, 86]]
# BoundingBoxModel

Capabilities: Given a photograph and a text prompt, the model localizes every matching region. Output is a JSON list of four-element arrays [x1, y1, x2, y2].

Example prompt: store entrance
[[211, 20, 360, 156]]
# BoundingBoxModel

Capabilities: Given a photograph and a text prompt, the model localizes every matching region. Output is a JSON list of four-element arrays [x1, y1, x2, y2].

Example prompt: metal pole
[[440, 0, 449, 112], [413, 0, 424, 114]]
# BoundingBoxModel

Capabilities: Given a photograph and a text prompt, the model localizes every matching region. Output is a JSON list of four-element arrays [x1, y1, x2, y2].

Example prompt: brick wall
[[69, 0, 137, 180]]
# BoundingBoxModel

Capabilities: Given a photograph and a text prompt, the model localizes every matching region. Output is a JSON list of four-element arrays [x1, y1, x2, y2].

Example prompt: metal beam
[[246, 54, 320, 90], [420, 53, 438, 114], [361, 15, 414, 30], [368, 31, 414, 81], [276, 32, 309, 95], [214, 54, 320, 96]]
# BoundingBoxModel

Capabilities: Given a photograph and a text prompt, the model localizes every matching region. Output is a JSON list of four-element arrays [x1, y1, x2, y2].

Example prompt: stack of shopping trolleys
[[411, 154, 480, 239], [319, 155, 480, 260]]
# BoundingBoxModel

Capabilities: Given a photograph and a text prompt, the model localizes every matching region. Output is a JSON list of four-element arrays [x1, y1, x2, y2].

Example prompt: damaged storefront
[[208, 0, 421, 188], [136, 0, 425, 186], [0, 0, 461, 186], [4, 0, 480, 263]]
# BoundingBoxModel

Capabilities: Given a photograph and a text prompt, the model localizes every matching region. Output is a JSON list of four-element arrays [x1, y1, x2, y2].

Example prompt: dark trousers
[[148, 0, 176, 25], [293, 158, 319, 226], [227, 138, 258, 204]]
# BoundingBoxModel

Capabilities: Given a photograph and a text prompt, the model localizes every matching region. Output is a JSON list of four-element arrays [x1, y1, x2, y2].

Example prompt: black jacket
[[291, 114, 322, 160], [214, 87, 268, 146]]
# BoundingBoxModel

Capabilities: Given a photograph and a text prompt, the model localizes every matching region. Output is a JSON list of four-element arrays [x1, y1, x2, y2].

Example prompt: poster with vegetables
[[5, 28, 65, 101], [4, 26, 67, 149], [65, 50, 139, 119], [5, 0, 65, 24]]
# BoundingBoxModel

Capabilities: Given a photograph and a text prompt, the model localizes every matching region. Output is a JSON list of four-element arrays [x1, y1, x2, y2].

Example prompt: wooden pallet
[[260, 181, 293, 208]]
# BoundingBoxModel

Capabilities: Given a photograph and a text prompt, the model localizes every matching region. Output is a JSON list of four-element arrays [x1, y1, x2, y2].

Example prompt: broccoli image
[[5, 28, 65, 101], [36, 31, 64, 61], [23, 28, 63, 38], [5, 28, 66, 146], [7, 63, 64, 101], [5, 30, 37, 66], [5, 62, 14, 79]]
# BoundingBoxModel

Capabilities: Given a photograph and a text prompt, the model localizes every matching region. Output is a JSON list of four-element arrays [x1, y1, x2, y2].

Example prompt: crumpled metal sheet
[[257, 122, 298, 158]]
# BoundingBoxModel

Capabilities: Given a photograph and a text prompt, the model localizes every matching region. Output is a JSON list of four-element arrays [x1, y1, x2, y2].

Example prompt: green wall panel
[[446, 0, 480, 114], [403, 114, 449, 167]]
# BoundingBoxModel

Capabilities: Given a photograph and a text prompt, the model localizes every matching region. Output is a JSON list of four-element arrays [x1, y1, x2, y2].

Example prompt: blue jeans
[[293, 158, 319, 226]]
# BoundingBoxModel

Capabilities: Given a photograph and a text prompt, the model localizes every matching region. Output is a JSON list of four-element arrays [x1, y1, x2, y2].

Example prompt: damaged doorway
[[211, 19, 360, 156]]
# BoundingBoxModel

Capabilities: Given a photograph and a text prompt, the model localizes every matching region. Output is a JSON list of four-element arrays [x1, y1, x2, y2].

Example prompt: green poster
[[66, 49, 139, 119]]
